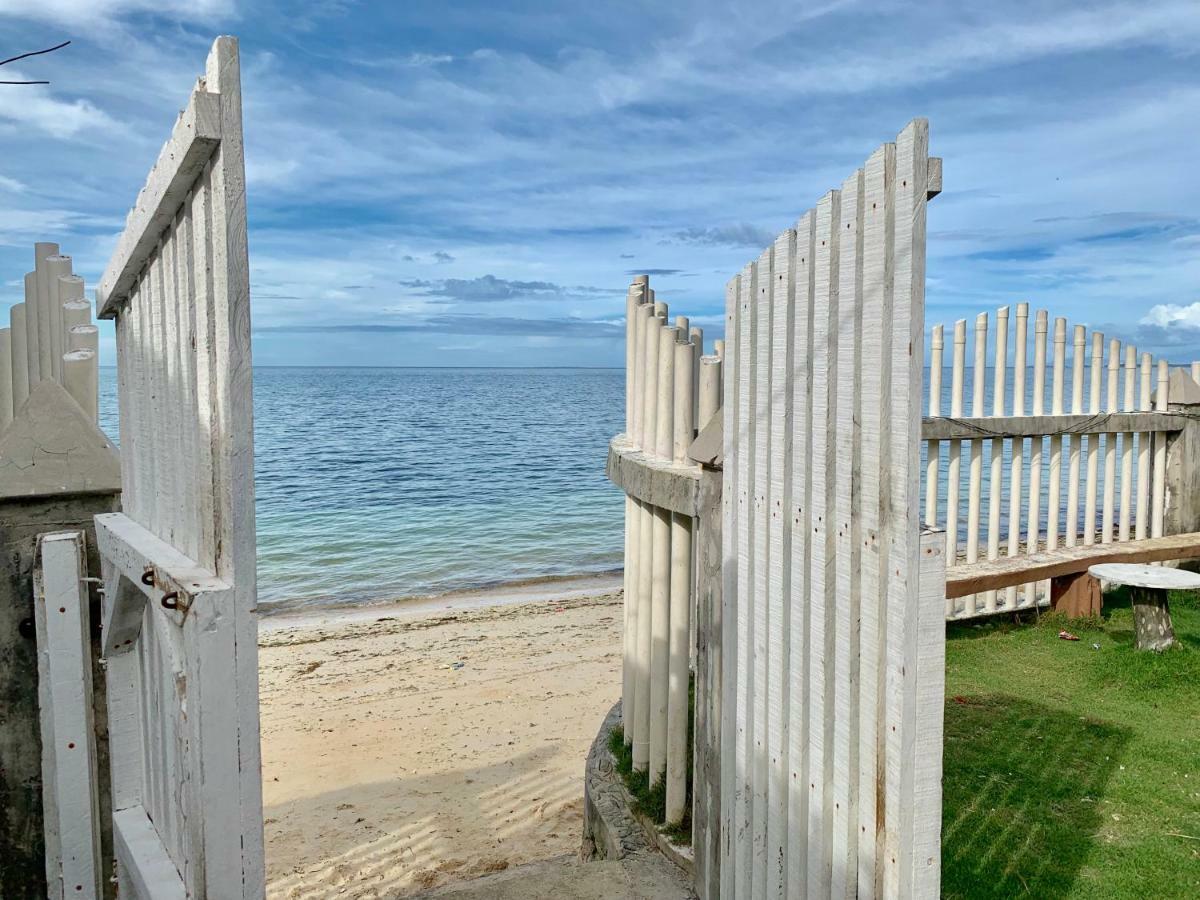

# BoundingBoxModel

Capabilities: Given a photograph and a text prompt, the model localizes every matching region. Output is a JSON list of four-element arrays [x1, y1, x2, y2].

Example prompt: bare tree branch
[[0, 40, 71, 69]]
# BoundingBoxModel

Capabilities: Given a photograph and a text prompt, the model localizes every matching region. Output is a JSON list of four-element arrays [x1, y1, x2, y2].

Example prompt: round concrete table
[[1089, 563, 1200, 651]]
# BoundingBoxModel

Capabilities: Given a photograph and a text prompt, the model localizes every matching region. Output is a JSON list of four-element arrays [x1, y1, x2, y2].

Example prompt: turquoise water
[[99, 368, 625, 611]]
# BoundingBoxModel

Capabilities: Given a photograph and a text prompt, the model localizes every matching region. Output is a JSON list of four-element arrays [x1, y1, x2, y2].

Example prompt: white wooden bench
[[944, 531, 1200, 617]]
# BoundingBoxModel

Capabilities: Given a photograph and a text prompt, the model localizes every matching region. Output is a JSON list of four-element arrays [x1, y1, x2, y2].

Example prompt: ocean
[[96, 364, 1137, 612], [99, 367, 626, 612]]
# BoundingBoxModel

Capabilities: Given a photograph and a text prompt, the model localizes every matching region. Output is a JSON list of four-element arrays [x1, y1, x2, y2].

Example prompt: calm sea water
[[99, 368, 625, 611], [95, 363, 1149, 610]]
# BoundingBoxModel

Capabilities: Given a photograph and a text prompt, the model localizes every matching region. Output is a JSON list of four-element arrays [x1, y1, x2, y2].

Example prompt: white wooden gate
[[94, 36, 264, 898], [721, 119, 946, 898]]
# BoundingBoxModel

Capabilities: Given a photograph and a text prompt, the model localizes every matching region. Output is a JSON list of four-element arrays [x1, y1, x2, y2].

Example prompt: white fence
[[924, 306, 1200, 619], [612, 274, 723, 826], [1, 243, 100, 429], [93, 36, 264, 898], [719, 119, 946, 898]]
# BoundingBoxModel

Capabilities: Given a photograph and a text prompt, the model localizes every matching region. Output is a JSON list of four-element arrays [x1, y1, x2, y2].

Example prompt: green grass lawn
[[942, 588, 1200, 898]]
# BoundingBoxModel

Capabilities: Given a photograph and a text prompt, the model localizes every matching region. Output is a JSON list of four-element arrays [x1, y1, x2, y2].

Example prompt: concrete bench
[[1089, 563, 1199, 650], [944, 531, 1200, 617]]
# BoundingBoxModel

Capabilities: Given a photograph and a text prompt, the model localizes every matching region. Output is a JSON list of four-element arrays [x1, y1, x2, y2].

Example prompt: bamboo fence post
[[1119, 346, 1136, 541], [1005, 303, 1028, 609], [984, 308, 1008, 611], [667, 336, 695, 824], [1066, 325, 1085, 547], [965, 312, 987, 616], [1136, 353, 1152, 540], [649, 324, 677, 784], [926, 324, 943, 531], [1084, 333, 1103, 546], [1024, 310, 1046, 607], [1102, 339, 1120, 543], [1152, 360, 1169, 539], [945, 319, 966, 616], [10, 302, 28, 410]]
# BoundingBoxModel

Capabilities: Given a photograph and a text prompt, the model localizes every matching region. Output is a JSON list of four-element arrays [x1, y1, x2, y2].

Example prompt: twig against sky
[[0, 39, 70, 85]]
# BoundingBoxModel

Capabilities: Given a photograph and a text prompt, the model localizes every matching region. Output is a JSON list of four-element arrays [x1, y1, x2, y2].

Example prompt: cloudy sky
[[1, 0, 1199, 366]]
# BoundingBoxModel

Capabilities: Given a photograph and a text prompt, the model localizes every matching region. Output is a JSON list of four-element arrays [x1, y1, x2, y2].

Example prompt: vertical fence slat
[[1152, 360, 1168, 538], [1046, 319, 1066, 562], [1023, 311, 1047, 607], [1084, 332, 1103, 546], [766, 228, 794, 897], [1119, 346, 1136, 541], [984, 307, 1008, 612], [787, 211, 816, 896], [964, 312, 986, 617], [1101, 339, 1120, 543], [719, 272, 740, 900], [1136, 352, 1152, 540], [945, 320, 965, 616], [1005, 304, 1028, 610], [1066, 325, 1086, 548], [925, 325, 943, 531]]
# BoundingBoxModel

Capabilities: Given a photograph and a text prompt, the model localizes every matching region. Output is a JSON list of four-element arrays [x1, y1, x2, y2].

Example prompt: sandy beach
[[258, 577, 623, 898]]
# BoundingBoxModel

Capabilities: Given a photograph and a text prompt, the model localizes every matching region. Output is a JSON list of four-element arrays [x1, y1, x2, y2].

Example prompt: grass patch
[[607, 677, 694, 846], [942, 587, 1200, 898]]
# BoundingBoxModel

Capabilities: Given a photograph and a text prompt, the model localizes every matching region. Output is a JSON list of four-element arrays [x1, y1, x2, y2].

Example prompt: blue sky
[[1, 0, 1199, 367]]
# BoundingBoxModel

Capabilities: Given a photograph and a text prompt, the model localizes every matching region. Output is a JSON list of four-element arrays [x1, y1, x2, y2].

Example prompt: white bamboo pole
[[649, 324, 677, 785], [9, 303, 28, 411], [1084, 333, 1103, 546], [1136, 353, 1152, 540], [45, 255, 73, 381], [985, 308, 1008, 611], [966, 313, 987, 617], [1044, 317, 1066, 599], [945, 319, 966, 617], [1024, 310, 1047, 607], [1102, 339, 1120, 543], [23, 272, 40, 389], [0, 329, 11, 431], [1152, 360, 1168, 539], [1119, 346, 1136, 541], [1006, 303, 1028, 610], [62, 349, 98, 421], [926, 323, 944, 529], [698, 356, 722, 431], [1066, 325, 1085, 547], [666, 337, 694, 823], [633, 311, 661, 772], [33, 243, 59, 383], [690, 326, 703, 426]]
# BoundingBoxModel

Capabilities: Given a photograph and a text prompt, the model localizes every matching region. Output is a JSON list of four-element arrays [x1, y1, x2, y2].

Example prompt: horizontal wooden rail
[[97, 89, 222, 318], [921, 411, 1189, 442], [607, 435, 701, 516], [944, 531, 1200, 598]]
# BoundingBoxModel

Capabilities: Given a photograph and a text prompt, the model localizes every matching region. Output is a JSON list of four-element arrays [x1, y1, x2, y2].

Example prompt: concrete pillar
[[0, 381, 120, 898]]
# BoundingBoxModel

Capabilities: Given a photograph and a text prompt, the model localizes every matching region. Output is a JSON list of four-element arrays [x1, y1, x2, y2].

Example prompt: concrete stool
[[1089, 563, 1200, 651]]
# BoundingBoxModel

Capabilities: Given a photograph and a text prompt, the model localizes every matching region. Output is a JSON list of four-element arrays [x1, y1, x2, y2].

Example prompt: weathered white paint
[[95, 37, 264, 899], [34, 531, 103, 899], [720, 120, 944, 898]]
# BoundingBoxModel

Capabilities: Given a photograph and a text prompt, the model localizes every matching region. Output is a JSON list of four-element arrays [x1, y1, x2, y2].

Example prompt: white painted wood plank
[[1024, 311, 1047, 607], [1066, 325, 1086, 547], [765, 228, 794, 899], [97, 90, 221, 317], [926, 324, 943, 531], [1119, 346, 1136, 541], [1152, 360, 1168, 539], [1137, 352, 1152, 539], [113, 806, 187, 900], [985, 306, 1009, 612], [787, 211, 815, 897], [1006, 304, 1028, 610], [945, 320, 965, 617], [965, 312, 987, 618], [719, 273, 740, 899], [1085, 332, 1103, 545], [806, 190, 838, 900], [1103, 339, 1120, 543], [734, 262, 755, 898], [832, 166, 862, 900], [855, 148, 887, 896]]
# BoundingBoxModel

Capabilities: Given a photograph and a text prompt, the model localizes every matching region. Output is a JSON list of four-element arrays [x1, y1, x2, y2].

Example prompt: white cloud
[[0, 0, 233, 27], [1142, 302, 1200, 328], [0, 78, 115, 137]]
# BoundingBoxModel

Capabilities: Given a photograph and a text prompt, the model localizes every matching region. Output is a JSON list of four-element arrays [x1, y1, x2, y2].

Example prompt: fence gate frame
[[94, 36, 264, 898]]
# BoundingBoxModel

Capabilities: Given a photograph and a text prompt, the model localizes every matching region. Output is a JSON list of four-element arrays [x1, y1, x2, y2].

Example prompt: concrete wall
[[0, 381, 120, 897]]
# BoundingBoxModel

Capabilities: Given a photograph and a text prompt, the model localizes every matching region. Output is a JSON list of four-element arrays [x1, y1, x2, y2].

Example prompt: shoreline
[[257, 569, 623, 633]]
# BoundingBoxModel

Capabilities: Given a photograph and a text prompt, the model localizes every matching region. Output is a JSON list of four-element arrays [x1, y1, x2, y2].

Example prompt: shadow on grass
[[941, 693, 1131, 899]]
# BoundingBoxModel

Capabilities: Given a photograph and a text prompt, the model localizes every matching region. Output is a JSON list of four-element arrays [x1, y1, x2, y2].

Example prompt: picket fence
[[612, 274, 724, 826], [88, 36, 264, 898], [1, 243, 100, 428], [924, 306, 1200, 619]]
